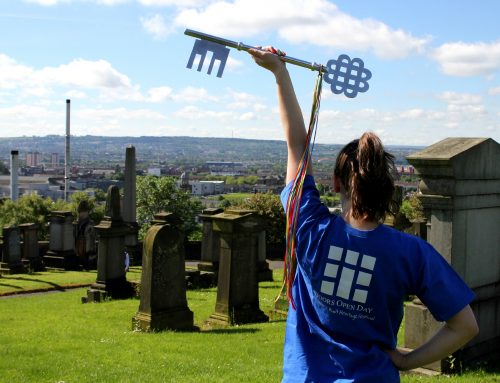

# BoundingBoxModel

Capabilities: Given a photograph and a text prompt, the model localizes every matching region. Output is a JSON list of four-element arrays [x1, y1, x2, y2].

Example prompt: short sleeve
[[280, 175, 330, 224], [414, 241, 475, 322], [280, 175, 332, 272]]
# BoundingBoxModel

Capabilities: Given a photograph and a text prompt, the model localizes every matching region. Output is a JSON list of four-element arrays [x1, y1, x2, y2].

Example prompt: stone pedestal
[[0, 226, 25, 275], [197, 208, 223, 274], [84, 186, 134, 303], [406, 137, 500, 371], [19, 223, 44, 271], [44, 211, 78, 270], [132, 212, 195, 332], [206, 209, 269, 326]]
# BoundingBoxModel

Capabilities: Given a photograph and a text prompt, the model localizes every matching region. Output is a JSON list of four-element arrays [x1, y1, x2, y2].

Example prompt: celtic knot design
[[323, 54, 372, 98]]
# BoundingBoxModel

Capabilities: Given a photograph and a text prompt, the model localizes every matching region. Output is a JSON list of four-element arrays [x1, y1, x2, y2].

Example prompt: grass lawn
[[0, 269, 498, 382], [0, 266, 142, 296]]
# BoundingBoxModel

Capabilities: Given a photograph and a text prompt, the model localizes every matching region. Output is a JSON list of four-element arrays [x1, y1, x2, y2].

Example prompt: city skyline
[[0, 0, 499, 146]]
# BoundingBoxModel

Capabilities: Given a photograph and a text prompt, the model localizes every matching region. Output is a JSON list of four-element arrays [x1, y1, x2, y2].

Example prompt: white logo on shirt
[[320, 245, 376, 304]]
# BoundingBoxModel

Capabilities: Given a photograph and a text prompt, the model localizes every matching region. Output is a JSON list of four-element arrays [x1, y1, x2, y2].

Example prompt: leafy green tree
[[0, 194, 56, 240], [69, 191, 104, 225], [136, 175, 202, 241], [400, 193, 424, 221], [234, 193, 285, 244]]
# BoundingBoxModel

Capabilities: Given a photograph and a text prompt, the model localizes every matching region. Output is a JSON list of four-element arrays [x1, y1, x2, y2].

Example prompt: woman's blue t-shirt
[[280, 176, 475, 383]]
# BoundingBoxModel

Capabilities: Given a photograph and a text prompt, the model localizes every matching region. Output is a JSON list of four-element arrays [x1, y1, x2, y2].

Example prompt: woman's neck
[[341, 198, 379, 231]]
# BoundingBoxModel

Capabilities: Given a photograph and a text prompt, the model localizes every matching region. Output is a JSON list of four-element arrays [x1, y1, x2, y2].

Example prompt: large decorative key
[[184, 29, 372, 98]]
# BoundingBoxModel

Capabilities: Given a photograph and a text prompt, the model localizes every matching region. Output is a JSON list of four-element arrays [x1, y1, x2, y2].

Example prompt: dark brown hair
[[334, 132, 397, 222]]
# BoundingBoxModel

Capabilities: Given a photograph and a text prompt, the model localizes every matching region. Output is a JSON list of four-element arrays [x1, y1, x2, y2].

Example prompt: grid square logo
[[320, 246, 377, 304]]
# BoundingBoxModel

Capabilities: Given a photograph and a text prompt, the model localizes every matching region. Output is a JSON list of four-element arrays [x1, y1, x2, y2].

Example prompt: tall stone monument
[[44, 211, 78, 270], [123, 145, 140, 264], [0, 226, 24, 275], [83, 185, 134, 302], [132, 212, 195, 332], [206, 209, 269, 326], [406, 137, 500, 371]]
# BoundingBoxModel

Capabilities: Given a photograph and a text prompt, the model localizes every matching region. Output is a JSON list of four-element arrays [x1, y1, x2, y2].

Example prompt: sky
[[0, 0, 499, 146]]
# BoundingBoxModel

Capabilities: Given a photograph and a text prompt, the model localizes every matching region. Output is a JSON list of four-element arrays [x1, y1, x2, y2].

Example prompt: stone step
[[42, 255, 66, 269]]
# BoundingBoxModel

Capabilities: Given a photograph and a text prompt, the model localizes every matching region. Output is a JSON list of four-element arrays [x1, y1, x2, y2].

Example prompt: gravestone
[[197, 208, 223, 274], [83, 185, 134, 303], [44, 211, 78, 270], [406, 137, 500, 372], [0, 226, 24, 275], [132, 212, 195, 332], [206, 209, 269, 326], [74, 200, 97, 270], [19, 223, 44, 271]]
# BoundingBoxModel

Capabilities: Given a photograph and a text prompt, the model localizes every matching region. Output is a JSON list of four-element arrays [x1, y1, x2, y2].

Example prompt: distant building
[[191, 180, 225, 196], [26, 151, 42, 167], [148, 168, 161, 177], [51, 153, 60, 168], [206, 161, 246, 176]]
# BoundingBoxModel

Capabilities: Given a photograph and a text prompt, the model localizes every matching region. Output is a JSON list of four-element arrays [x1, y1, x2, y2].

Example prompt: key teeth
[[186, 39, 230, 78]]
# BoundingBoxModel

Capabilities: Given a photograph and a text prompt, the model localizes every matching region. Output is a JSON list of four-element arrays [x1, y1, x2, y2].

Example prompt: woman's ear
[[333, 175, 341, 193]]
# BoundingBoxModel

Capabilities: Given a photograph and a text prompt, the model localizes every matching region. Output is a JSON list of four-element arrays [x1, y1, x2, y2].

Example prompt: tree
[[0, 194, 58, 240], [234, 192, 285, 244], [400, 193, 424, 222], [136, 175, 202, 240], [69, 191, 104, 225]]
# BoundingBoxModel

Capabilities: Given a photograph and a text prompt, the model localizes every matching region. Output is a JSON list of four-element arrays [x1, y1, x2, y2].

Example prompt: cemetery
[[1, 139, 499, 382]]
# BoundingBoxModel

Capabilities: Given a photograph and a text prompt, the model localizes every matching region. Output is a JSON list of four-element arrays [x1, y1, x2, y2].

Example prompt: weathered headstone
[[83, 185, 134, 303], [0, 226, 24, 275], [206, 209, 269, 326], [406, 137, 500, 372], [44, 211, 78, 270], [19, 223, 44, 271], [74, 200, 97, 270], [132, 212, 195, 332]]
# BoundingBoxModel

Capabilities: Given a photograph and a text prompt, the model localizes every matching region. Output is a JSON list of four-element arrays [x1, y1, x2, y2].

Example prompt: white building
[[191, 180, 225, 196]]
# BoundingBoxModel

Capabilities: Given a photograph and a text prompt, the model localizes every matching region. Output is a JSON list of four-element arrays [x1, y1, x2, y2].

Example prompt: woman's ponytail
[[335, 132, 397, 222]]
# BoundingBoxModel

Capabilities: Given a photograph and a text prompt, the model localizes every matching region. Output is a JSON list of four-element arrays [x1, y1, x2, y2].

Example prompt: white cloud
[[173, 86, 218, 102], [438, 91, 482, 105], [139, 0, 211, 6], [431, 40, 500, 77], [489, 86, 500, 96], [23, 0, 64, 5], [175, 0, 429, 59], [65, 90, 87, 99], [147, 86, 173, 102], [140, 14, 171, 39], [37, 59, 132, 89]]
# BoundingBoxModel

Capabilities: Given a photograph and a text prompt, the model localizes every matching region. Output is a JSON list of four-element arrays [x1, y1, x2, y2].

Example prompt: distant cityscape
[[0, 135, 421, 200]]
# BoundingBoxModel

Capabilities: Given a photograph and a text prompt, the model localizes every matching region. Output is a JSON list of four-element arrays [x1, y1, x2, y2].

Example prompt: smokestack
[[65, 99, 70, 202], [10, 150, 19, 201]]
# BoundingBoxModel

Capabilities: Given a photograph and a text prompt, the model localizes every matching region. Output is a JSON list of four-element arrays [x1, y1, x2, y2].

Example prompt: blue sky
[[0, 0, 499, 146]]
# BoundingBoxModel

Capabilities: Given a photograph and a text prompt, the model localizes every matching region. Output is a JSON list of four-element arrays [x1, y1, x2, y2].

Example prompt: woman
[[249, 47, 478, 382]]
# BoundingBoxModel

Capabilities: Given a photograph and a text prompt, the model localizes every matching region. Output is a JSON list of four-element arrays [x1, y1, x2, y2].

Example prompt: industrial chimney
[[64, 99, 70, 201], [10, 150, 19, 201]]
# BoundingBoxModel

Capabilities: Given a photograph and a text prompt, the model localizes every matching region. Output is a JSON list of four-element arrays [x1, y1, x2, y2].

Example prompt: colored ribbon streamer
[[279, 72, 323, 309]]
